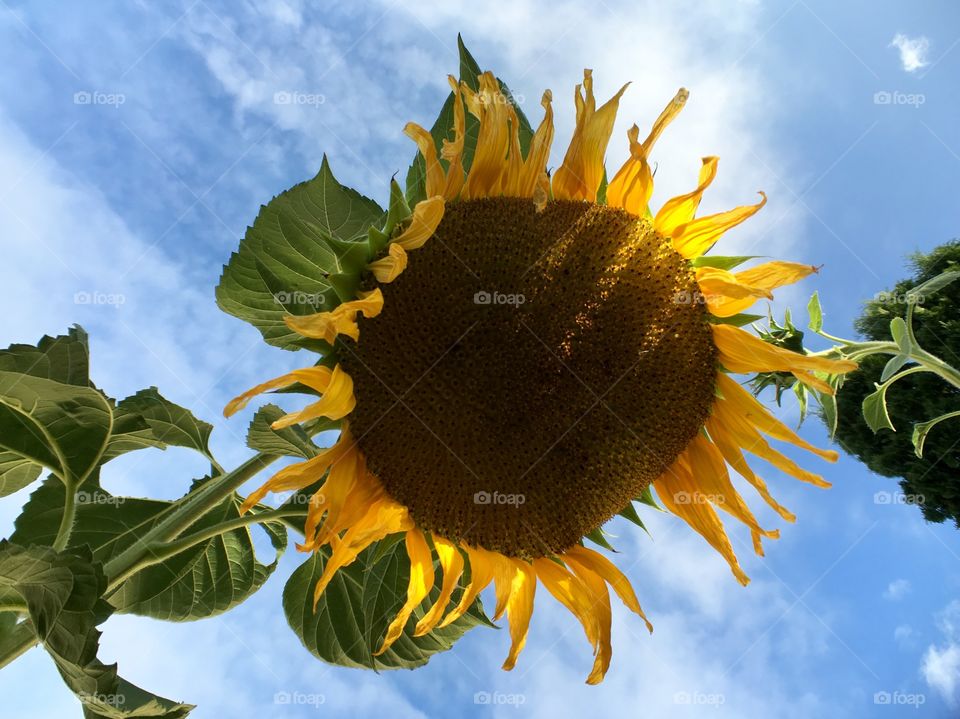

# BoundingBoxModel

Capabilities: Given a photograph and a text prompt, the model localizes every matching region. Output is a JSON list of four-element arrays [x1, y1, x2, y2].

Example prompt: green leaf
[[912, 410, 960, 458], [283, 536, 490, 670], [794, 381, 809, 425], [11, 478, 286, 622], [708, 312, 764, 328], [910, 269, 960, 299], [889, 316, 912, 353], [104, 388, 217, 467], [584, 526, 616, 551], [0, 452, 42, 497], [807, 292, 823, 332], [636, 485, 663, 511], [0, 370, 112, 485], [216, 155, 384, 351], [880, 354, 912, 383], [0, 541, 193, 718], [245, 404, 321, 459], [862, 384, 896, 432], [690, 255, 759, 271], [617, 501, 648, 535], [0, 326, 90, 385], [817, 389, 839, 440]]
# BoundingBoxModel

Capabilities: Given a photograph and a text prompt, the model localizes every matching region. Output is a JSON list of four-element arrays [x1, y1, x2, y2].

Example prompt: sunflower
[[225, 66, 856, 684]]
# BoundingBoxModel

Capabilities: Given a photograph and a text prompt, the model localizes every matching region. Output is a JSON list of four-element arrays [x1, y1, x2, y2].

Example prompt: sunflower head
[[224, 42, 856, 684]]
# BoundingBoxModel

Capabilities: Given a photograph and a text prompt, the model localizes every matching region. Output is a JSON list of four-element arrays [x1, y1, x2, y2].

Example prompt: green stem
[[51, 482, 78, 552], [106, 506, 300, 592], [102, 451, 280, 583]]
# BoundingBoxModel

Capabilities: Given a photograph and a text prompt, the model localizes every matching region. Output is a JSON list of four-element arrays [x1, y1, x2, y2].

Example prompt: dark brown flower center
[[339, 197, 717, 558]]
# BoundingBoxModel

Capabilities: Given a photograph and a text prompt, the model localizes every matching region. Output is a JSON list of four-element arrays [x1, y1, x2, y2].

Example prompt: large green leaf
[[216, 156, 384, 351], [103, 388, 217, 466], [0, 541, 192, 718], [0, 325, 90, 385], [0, 451, 42, 497], [283, 536, 491, 670], [11, 478, 286, 622], [0, 370, 112, 485], [405, 35, 534, 206]]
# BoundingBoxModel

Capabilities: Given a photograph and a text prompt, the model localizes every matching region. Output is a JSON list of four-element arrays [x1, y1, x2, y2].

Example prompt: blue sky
[[1, 1, 959, 716]]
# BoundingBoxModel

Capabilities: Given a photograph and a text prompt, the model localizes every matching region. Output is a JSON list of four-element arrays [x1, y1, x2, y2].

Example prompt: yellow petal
[[653, 156, 719, 235], [501, 560, 536, 671], [462, 72, 513, 199], [440, 75, 466, 200], [703, 261, 819, 317], [606, 88, 688, 216], [563, 545, 651, 631], [515, 90, 554, 198], [404, 122, 444, 198], [271, 364, 355, 428], [655, 457, 750, 586], [312, 498, 411, 609], [224, 366, 332, 417], [706, 415, 797, 523], [393, 196, 445, 251], [684, 434, 779, 557], [563, 556, 613, 685], [367, 242, 408, 284], [533, 558, 599, 647], [712, 323, 858, 376], [552, 70, 629, 202], [672, 192, 767, 259], [301, 433, 364, 550], [376, 528, 435, 655], [285, 289, 384, 344], [414, 536, 464, 636], [438, 544, 496, 629]]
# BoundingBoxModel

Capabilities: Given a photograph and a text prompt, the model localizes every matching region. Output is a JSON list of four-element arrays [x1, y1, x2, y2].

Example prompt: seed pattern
[[340, 197, 718, 557]]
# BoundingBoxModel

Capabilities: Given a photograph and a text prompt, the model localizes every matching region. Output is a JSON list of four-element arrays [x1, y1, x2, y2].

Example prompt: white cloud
[[890, 33, 930, 73], [921, 601, 960, 705], [883, 578, 911, 600]]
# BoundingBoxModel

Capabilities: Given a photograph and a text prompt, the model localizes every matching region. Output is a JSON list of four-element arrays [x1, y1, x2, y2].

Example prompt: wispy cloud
[[922, 601, 960, 705], [883, 578, 910, 600], [890, 33, 930, 72]]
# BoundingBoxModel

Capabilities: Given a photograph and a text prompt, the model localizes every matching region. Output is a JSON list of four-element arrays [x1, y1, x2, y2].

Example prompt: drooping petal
[[672, 192, 767, 259], [393, 196, 445, 251], [415, 536, 465, 636], [563, 545, 652, 631], [501, 560, 537, 671], [367, 242, 408, 284], [404, 122, 445, 198], [376, 528, 435, 654], [285, 289, 384, 344], [655, 457, 750, 585], [312, 498, 411, 609], [437, 544, 497, 629], [516, 90, 555, 198], [552, 70, 629, 202], [533, 558, 599, 648], [705, 415, 797, 523], [224, 366, 332, 417], [684, 434, 779, 556], [563, 555, 613, 685], [440, 75, 466, 200], [270, 364, 356, 428]]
